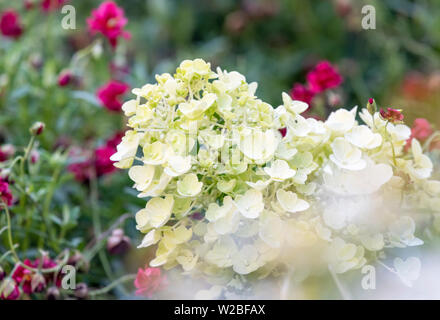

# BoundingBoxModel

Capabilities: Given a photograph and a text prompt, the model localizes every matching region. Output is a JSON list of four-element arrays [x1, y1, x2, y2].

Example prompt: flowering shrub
[[1, 0, 440, 301], [114, 59, 440, 297]]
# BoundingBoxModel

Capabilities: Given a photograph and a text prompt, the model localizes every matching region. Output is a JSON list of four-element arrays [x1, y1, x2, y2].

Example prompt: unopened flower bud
[[30, 122, 45, 136], [328, 92, 342, 107], [46, 286, 60, 300], [0, 266, 6, 281], [58, 70, 72, 87], [367, 98, 377, 115], [74, 283, 89, 299], [107, 228, 131, 255]]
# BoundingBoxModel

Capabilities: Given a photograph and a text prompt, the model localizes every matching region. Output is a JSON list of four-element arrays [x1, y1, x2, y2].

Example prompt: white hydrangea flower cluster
[[112, 59, 439, 289]]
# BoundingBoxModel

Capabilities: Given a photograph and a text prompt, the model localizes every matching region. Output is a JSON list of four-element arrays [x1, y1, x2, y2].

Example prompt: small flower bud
[[67, 251, 89, 273], [107, 228, 131, 255], [58, 70, 72, 87], [74, 283, 89, 299], [367, 98, 377, 115], [30, 122, 45, 136], [0, 266, 6, 281], [46, 286, 60, 300]]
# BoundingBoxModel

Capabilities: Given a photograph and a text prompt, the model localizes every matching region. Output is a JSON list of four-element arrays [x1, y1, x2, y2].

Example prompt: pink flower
[[0, 178, 13, 206], [41, 0, 67, 12], [405, 118, 434, 151], [306, 61, 343, 93], [12, 259, 36, 294], [11, 256, 59, 295], [411, 118, 433, 141], [0, 279, 20, 300], [290, 83, 315, 106], [0, 10, 23, 39], [94, 146, 117, 176], [105, 131, 124, 149], [87, 1, 131, 48], [69, 132, 122, 182], [380, 108, 404, 123], [134, 267, 167, 298], [97, 80, 130, 112], [68, 160, 94, 183], [58, 70, 72, 87]]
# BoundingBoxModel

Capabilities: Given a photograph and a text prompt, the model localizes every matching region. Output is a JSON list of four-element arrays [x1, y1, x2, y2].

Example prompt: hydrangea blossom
[[114, 59, 440, 296]]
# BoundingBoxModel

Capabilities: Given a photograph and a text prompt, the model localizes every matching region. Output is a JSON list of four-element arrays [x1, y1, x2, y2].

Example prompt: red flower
[[11, 257, 59, 295], [87, 1, 131, 48], [97, 80, 130, 112], [0, 279, 20, 300], [379, 108, 404, 123], [134, 267, 167, 298], [405, 118, 434, 151], [68, 160, 94, 183], [411, 118, 434, 141], [402, 73, 431, 101], [306, 61, 343, 93], [12, 259, 36, 294], [94, 146, 117, 176], [58, 70, 72, 87], [24, 0, 34, 11], [105, 131, 123, 149], [69, 132, 122, 182], [41, 0, 67, 12], [0, 10, 23, 39], [0, 145, 15, 162], [290, 83, 315, 106], [0, 179, 13, 206]]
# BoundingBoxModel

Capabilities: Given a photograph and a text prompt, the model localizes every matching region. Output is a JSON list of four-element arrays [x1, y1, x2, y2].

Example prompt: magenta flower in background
[[405, 118, 434, 151], [12, 259, 37, 294], [306, 61, 343, 93], [58, 70, 73, 87], [94, 145, 117, 176], [134, 267, 167, 298], [41, 0, 68, 12], [97, 80, 130, 112], [290, 83, 315, 106], [0, 279, 20, 300], [0, 178, 13, 206], [68, 132, 122, 182], [87, 1, 131, 48], [0, 145, 15, 162], [0, 9, 23, 39], [105, 131, 124, 149]]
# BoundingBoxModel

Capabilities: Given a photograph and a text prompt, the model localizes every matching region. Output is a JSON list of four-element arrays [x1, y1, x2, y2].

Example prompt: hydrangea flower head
[[113, 59, 440, 297]]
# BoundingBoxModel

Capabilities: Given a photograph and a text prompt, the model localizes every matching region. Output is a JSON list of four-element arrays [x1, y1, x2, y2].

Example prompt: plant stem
[[88, 274, 136, 297], [2, 202, 19, 263]]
